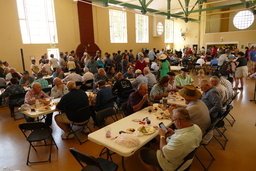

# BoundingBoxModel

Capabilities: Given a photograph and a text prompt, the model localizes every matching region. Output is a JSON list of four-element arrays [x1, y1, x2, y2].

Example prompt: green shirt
[[33, 78, 49, 88], [150, 83, 167, 103], [175, 74, 194, 86]]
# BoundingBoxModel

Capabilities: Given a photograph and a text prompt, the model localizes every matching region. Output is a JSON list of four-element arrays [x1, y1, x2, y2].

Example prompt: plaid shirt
[[25, 90, 49, 105], [33, 78, 49, 89]]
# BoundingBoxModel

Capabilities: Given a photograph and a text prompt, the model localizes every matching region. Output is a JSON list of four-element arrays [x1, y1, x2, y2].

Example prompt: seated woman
[[150, 76, 169, 103], [106, 66, 117, 83]]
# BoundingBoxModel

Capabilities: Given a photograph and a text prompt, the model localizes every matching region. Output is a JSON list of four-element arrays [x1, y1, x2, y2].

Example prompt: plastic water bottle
[[2, 167, 11, 171], [35, 100, 40, 109]]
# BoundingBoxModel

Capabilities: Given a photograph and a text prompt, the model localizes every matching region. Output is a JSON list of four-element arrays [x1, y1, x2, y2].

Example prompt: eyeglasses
[[172, 118, 181, 122]]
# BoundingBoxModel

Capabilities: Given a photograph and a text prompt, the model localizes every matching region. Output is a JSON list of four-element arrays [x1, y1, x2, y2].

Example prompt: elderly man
[[93, 68, 110, 89], [167, 72, 178, 92], [6, 68, 22, 81], [112, 72, 132, 103], [123, 67, 135, 79], [175, 68, 194, 89], [55, 81, 89, 139], [210, 76, 229, 106], [200, 79, 222, 123], [19, 71, 34, 86], [62, 69, 82, 83], [82, 67, 94, 83], [131, 69, 148, 89], [52, 67, 65, 79], [144, 67, 157, 89], [33, 73, 48, 88], [218, 49, 230, 66], [179, 85, 211, 135], [91, 80, 114, 125], [150, 76, 169, 103], [127, 83, 152, 115], [24, 82, 52, 126], [51, 77, 68, 98], [139, 108, 202, 171], [87, 56, 99, 74]]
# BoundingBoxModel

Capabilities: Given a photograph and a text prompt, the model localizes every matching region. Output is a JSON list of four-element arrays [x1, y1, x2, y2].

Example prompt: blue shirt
[[249, 50, 256, 62], [131, 75, 148, 89], [96, 86, 114, 110], [210, 58, 218, 68]]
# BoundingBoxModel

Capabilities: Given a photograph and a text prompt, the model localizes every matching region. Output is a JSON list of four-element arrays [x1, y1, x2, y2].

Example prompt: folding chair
[[66, 106, 92, 145], [213, 105, 233, 150], [120, 102, 128, 118], [9, 93, 25, 120], [84, 79, 93, 90], [104, 96, 118, 114], [121, 89, 135, 100], [175, 148, 198, 171], [225, 92, 239, 126], [42, 87, 51, 95], [195, 118, 220, 171], [19, 122, 58, 165], [96, 108, 117, 127], [70, 148, 118, 171]]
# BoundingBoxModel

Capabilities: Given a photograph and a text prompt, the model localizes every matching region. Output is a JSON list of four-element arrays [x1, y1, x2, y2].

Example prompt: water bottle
[[35, 100, 40, 109], [2, 167, 10, 171]]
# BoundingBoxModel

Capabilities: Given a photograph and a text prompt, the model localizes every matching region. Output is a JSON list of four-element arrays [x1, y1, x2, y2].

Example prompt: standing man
[[139, 108, 202, 171], [30, 59, 39, 76], [55, 81, 90, 139], [87, 56, 99, 74], [50, 54, 59, 72], [249, 46, 256, 75], [59, 52, 67, 72], [126, 83, 152, 115]]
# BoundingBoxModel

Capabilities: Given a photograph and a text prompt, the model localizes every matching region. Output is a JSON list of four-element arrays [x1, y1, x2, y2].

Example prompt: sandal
[[233, 87, 238, 90], [238, 87, 243, 89]]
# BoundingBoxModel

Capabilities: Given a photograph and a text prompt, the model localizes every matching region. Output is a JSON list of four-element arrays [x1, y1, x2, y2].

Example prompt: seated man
[[144, 67, 157, 89], [19, 71, 34, 86], [126, 83, 152, 116], [150, 76, 169, 103], [32, 73, 48, 88], [51, 77, 69, 98], [1, 78, 25, 112], [6, 68, 22, 81], [24, 82, 52, 126], [210, 76, 229, 106], [131, 69, 148, 89], [82, 67, 94, 83], [91, 80, 114, 125], [52, 67, 65, 80], [55, 81, 89, 139], [123, 67, 135, 79], [175, 68, 194, 89], [167, 72, 178, 92], [139, 108, 202, 171], [93, 68, 110, 90], [62, 69, 82, 83], [200, 79, 222, 123], [112, 72, 132, 104]]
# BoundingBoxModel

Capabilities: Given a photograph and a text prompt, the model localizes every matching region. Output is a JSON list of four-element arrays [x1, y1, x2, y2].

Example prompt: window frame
[[165, 19, 174, 43], [135, 14, 149, 43]]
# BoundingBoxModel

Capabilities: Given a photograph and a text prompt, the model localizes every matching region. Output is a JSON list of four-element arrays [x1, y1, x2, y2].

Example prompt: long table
[[88, 106, 172, 170], [22, 98, 60, 118]]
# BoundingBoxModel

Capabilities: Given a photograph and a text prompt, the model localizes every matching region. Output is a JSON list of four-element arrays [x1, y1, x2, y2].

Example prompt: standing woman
[[159, 54, 170, 78], [135, 52, 147, 74], [234, 52, 248, 90]]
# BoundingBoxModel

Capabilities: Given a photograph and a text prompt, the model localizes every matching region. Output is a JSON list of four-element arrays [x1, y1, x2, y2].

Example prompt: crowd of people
[[0, 45, 255, 171]]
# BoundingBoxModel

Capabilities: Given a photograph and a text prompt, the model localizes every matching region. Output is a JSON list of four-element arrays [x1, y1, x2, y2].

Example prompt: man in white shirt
[[51, 77, 68, 98], [144, 67, 157, 89], [139, 108, 202, 171], [82, 67, 94, 83], [151, 59, 159, 71], [50, 54, 59, 72], [218, 49, 230, 66], [62, 69, 82, 83], [131, 69, 148, 89], [210, 76, 229, 106], [196, 57, 205, 66], [148, 49, 156, 61]]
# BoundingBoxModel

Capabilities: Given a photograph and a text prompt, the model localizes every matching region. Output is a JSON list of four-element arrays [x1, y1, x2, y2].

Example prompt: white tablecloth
[[170, 66, 184, 71], [88, 107, 172, 157]]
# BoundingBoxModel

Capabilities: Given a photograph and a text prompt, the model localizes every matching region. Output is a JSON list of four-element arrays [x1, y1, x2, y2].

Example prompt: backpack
[[219, 61, 230, 76]]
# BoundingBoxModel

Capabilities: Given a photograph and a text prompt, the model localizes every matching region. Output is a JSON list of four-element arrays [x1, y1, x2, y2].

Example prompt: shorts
[[235, 66, 248, 78], [140, 149, 162, 169], [55, 113, 73, 124]]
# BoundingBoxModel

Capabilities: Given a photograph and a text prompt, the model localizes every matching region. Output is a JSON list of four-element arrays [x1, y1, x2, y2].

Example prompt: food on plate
[[156, 116, 164, 120], [180, 98, 184, 101], [119, 131, 126, 134], [44, 106, 50, 110], [153, 125, 159, 129], [137, 126, 155, 134], [126, 128, 135, 133], [53, 102, 58, 105], [158, 104, 163, 108], [154, 107, 158, 111], [173, 93, 178, 96]]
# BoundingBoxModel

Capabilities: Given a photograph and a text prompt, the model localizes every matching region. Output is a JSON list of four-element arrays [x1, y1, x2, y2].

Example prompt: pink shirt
[[25, 90, 49, 105]]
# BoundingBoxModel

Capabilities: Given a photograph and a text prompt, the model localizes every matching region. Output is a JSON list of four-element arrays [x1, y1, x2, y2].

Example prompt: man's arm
[[132, 94, 148, 112], [209, 91, 222, 114]]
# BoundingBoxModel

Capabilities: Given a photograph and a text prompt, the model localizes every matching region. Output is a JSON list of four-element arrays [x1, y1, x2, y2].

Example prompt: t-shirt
[[175, 75, 194, 86], [236, 57, 247, 67], [249, 50, 256, 62], [126, 90, 148, 115], [56, 89, 89, 122], [50, 58, 59, 68], [96, 86, 114, 111], [87, 61, 99, 74], [112, 79, 132, 98]]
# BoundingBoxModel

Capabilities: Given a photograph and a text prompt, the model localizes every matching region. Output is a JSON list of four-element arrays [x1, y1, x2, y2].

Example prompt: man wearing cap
[[19, 71, 34, 86], [87, 56, 99, 74], [200, 79, 222, 122], [167, 72, 178, 92], [150, 76, 169, 103], [62, 69, 82, 83], [127, 83, 152, 116], [131, 69, 148, 89], [144, 67, 157, 89], [175, 68, 194, 89], [91, 80, 114, 125], [32, 73, 48, 88], [178, 85, 211, 135]]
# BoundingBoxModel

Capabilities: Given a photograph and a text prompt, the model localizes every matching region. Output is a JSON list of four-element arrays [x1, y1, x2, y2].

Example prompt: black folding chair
[[66, 106, 92, 145], [175, 148, 198, 171], [195, 118, 220, 171], [120, 101, 128, 118], [84, 79, 93, 90], [9, 93, 25, 120], [104, 96, 118, 114], [19, 122, 58, 165], [70, 148, 118, 171], [96, 107, 117, 127], [121, 89, 135, 100], [224, 92, 239, 127]]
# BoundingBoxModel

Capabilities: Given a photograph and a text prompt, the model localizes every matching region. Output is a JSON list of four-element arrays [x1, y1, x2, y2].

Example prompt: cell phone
[[159, 122, 168, 133]]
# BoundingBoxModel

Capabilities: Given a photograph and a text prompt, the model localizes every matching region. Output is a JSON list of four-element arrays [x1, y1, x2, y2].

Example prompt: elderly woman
[[135, 52, 147, 74], [150, 76, 169, 103], [234, 52, 248, 90]]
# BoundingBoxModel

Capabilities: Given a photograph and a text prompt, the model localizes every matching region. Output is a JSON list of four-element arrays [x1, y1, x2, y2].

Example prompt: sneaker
[[61, 132, 75, 139]]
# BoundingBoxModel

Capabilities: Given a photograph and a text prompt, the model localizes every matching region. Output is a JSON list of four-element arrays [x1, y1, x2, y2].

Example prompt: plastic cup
[[105, 127, 111, 138]]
